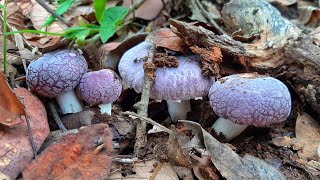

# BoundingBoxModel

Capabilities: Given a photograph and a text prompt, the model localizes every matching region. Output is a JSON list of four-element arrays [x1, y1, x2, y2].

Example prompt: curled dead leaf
[[0, 88, 49, 179], [0, 72, 25, 126]]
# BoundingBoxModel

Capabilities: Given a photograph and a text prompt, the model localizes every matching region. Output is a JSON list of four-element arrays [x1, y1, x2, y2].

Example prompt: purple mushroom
[[76, 69, 122, 115], [209, 73, 291, 141], [26, 50, 88, 114], [119, 41, 213, 122]]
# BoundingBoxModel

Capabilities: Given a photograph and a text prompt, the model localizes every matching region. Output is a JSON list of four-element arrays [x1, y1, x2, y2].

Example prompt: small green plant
[[50, 0, 129, 45]]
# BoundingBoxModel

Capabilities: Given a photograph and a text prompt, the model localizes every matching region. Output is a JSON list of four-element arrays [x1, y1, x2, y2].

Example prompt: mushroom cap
[[119, 42, 213, 101], [209, 73, 291, 126], [26, 50, 88, 98], [76, 69, 122, 105]]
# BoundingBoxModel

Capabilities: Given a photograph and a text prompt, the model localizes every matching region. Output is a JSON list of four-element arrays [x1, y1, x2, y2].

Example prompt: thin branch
[[24, 113, 37, 159], [48, 102, 67, 132], [123, 111, 172, 134], [133, 44, 156, 156], [35, 0, 68, 26], [125, 0, 146, 18]]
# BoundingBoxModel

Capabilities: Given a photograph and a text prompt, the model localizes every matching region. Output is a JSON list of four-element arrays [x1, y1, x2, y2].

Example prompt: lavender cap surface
[[76, 69, 122, 105], [26, 50, 88, 98], [209, 73, 291, 126], [119, 42, 213, 100]]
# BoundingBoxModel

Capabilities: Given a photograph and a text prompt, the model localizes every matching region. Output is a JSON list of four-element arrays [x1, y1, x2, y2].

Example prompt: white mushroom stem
[[212, 117, 248, 141], [98, 103, 112, 115], [166, 100, 191, 122], [55, 90, 84, 114]]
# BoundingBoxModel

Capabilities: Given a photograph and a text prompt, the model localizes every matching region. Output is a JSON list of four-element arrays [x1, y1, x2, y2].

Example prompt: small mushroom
[[119, 42, 213, 122], [26, 50, 88, 114], [209, 73, 291, 141], [76, 69, 122, 115]]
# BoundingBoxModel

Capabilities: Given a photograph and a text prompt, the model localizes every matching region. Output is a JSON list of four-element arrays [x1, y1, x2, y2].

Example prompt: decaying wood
[[169, 0, 320, 119]]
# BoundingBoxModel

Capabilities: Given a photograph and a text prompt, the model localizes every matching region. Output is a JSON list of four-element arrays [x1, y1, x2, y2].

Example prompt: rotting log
[[169, 0, 320, 120]]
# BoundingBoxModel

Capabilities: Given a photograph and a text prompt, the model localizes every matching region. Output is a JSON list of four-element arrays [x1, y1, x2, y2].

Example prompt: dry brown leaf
[[123, 0, 168, 20], [7, 2, 27, 31], [272, 113, 320, 160], [145, 28, 188, 53], [15, 0, 33, 16], [29, 1, 66, 33], [191, 155, 219, 180], [267, 0, 297, 6], [0, 72, 25, 126], [298, 5, 320, 28], [23, 124, 113, 180], [0, 88, 49, 179]]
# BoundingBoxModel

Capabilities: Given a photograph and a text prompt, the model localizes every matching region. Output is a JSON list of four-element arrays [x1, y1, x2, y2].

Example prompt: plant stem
[[2, 2, 7, 75], [6, 30, 65, 36]]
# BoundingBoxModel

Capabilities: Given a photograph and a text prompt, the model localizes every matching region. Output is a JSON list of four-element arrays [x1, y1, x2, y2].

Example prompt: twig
[[24, 113, 38, 159], [35, 0, 68, 26], [133, 44, 156, 156], [48, 102, 67, 132], [150, 162, 163, 180], [125, 0, 146, 19], [123, 111, 172, 134]]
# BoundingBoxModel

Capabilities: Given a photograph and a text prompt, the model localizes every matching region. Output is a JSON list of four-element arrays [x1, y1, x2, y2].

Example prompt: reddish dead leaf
[[145, 28, 188, 53], [0, 72, 25, 126], [7, 2, 27, 31], [0, 88, 49, 179], [123, 0, 168, 20], [22, 124, 113, 180]]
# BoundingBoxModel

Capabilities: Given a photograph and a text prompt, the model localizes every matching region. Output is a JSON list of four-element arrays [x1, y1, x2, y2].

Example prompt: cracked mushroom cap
[[119, 42, 213, 101], [76, 69, 122, 105], [26, 50, 88, 98], [209, 73, 291, 126]]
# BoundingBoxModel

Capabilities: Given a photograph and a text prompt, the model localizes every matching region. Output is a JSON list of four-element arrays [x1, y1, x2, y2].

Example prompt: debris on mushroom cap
[[209, 73, 291, 126], [119, 42, 213, 101], [26, 50, 88, 98], [76, 69, 122, 105]]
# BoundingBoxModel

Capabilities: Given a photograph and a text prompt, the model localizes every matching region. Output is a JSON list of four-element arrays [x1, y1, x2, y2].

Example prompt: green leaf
[[42, 0, 75, 27], [100, 6, 128, 43], [94, 0, 106, 23]]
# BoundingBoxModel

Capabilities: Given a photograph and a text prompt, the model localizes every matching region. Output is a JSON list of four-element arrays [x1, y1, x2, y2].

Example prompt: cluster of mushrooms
[[26, 40, 292, 142]]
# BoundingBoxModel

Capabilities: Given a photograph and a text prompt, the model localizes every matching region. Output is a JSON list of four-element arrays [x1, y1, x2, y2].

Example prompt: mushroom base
[[55, 90, 84, 114], [212, 117, 248, 141], [98, 103, 112, 115], [166, 100, 191, 122]]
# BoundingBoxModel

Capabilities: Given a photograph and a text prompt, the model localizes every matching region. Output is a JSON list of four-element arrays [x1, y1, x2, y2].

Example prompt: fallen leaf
[[145, 28, 188, 53], [102, 33, 148, 70], [0, 72, 25, 126], [178, 120, 286, 180], [295, 113, 320, 160], [29, 1, 66, 33], [0, 88, 50, 179], [23, 124, 113, 180], [298, 5, 320, 28], [272, 113, 320, 160], [122, 0, 168, 20], [15, 0, 33, 16]]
